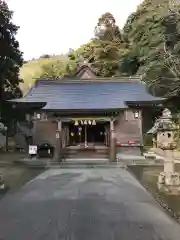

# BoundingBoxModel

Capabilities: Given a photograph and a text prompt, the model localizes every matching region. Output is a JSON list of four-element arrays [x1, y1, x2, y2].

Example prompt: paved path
[[0, 168, 180, 240]]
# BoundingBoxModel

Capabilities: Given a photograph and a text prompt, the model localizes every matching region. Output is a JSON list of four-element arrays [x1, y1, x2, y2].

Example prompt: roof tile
[[17, 79, 164, 110]]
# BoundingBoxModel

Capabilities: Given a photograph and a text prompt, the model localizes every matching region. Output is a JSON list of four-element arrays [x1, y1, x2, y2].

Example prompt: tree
[[120, 0, 173, 96], [0, 0, 23, 141], [39, 54, 51, 59], [68, 12, 128, 77], [94, 12, 123, 42], [157, 0, 180, 98], [0, 0, 23, 102], [39, 58, 77, 79]]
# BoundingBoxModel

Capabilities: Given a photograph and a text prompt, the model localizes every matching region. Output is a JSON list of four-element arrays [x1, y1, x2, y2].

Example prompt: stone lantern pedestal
[[148, 109, 180, 188], [158, 146, 180, 187]]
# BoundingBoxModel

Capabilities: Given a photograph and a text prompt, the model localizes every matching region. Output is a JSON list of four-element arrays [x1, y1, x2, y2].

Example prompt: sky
[[7, 0, 143, 60]]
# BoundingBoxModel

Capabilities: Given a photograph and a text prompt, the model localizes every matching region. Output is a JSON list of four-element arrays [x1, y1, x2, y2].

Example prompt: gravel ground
[[0, 168, 180, 240]]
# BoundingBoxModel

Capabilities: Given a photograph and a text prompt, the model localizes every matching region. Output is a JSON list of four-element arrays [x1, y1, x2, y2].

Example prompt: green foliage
[[69, 13, 128, 77], [173, 113, 180, 149], [120, 0, 178, 96], [39, 58, 71, 79], [38, 51, 78, 79], [0, 0, 23, 101], [20, 55, 73, 93], [95, 12, 123, 42]]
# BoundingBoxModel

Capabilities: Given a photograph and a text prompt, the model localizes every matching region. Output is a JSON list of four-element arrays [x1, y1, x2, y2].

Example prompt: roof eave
[[126, 98, 165, 106], [41, 107, 128, 113], [7, 99, 46, 109]]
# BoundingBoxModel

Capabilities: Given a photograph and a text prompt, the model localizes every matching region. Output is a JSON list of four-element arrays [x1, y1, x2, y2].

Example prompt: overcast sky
[[7, 0, 143, 60]]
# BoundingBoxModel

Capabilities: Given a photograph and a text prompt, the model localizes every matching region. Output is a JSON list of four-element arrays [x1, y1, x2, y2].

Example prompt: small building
[[10, 64, 164, 161]]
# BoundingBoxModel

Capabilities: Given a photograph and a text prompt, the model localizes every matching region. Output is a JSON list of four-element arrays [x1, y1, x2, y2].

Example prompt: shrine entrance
[[68, 121, 108, 147]]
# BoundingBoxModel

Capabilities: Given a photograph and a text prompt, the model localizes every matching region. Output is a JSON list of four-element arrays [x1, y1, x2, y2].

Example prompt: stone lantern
[[149, 108, 180, 186]]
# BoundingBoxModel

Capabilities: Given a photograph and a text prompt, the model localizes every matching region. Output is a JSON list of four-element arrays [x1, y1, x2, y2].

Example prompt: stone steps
[[64, 149, 109, 159]]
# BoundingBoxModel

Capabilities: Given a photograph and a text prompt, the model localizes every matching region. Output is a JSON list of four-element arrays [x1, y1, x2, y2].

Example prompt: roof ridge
[[34, 76, 142, 85]]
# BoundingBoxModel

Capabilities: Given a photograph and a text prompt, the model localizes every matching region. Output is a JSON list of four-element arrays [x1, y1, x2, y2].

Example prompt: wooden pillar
[[64, 125, 69, 147], [64, 126, 67, 147], [109, 119, 116, 162], [138, 110, 144, 155], [53, 120, 62, 161], [62, 127, 66, 148], [85, 124, 87, 147], [32, 113, 37, 145], [105, 125, 109, 146], [66, 126, 70, 146]]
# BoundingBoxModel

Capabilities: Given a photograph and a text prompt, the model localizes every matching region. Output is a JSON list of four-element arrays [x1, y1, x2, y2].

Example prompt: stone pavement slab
[[0, 168, 180, 240]]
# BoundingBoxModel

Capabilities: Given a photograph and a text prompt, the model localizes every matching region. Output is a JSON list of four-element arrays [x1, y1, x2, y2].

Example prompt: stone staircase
[[64, 146, 109, 160]]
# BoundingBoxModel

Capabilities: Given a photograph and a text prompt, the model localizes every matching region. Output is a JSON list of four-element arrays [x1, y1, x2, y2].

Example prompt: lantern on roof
[[92, 120, 96, 125], [36, 113, 41, 119], [74, 121, 79, 126], [134, 111, 139, 119], [88, 120, 92, 125], [84, 120, 87, 125]]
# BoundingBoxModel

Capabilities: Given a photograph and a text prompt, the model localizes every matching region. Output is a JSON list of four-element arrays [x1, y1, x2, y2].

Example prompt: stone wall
[[115, 110, 142, 145]]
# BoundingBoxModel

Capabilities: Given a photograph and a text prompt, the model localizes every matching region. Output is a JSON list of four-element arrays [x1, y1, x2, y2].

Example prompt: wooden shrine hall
[[10, 63, 164, 161]]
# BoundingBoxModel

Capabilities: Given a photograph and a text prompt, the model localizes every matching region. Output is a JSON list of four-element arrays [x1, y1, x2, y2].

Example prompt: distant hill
[[20, 54, 69, 94]]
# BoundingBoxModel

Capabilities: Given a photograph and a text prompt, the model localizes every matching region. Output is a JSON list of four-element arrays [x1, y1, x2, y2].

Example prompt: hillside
[[20, 55, 69, 94]]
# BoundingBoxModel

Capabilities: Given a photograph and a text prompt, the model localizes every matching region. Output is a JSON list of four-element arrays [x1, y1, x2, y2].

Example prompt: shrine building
[[10, 63, 164, 161]]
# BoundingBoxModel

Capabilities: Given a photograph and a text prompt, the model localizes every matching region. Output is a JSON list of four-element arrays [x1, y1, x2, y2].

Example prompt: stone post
[[109, 119, 116, 162]]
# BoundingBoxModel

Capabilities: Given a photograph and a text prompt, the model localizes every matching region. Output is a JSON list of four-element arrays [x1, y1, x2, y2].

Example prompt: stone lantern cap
[[161, 108, 172, 119], [147, 108, 177, 134]]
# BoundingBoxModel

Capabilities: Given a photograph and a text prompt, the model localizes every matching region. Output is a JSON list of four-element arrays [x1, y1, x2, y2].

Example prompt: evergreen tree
[[69, 12, 128, 77], [119, 0, 180, 103], [120, 0, 173, 96], [94, 12, 123, 42], [0, 0, 23, 102]]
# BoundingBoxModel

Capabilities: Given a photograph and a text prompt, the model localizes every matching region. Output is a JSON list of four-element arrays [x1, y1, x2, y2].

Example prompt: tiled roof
[[14, 79, 164, 110]]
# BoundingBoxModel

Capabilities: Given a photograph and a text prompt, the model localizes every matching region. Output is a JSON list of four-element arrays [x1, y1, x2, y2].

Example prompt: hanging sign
[[92, 120, 96, 125], [74, 121, 79, 126], [29, 145, 37, 155], [56, 131, 60, 139]]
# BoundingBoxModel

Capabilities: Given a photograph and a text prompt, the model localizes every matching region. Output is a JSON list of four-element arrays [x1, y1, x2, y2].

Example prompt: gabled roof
[[12, 78, 164, 111], [73, 63, 96, 79]]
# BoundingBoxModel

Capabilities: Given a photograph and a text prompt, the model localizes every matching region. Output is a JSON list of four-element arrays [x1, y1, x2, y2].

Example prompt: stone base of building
[[158, 172, 180, 186]]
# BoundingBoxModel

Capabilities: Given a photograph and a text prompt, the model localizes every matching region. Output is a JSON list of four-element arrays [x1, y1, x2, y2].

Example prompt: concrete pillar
[[109, 119, 116, 162], [53, 120, 62, 162]]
